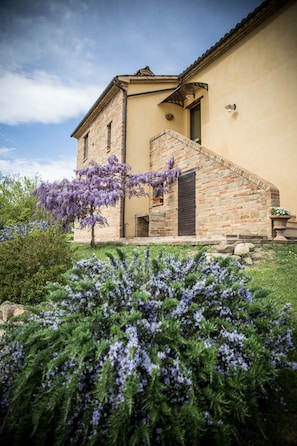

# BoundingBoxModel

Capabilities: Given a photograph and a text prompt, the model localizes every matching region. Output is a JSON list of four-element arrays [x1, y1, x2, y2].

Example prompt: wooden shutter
[[178, 171, 196, 236]]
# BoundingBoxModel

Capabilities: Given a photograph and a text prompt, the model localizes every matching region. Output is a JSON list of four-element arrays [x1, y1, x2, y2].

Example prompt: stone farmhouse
[[71, 0, 297, 244]]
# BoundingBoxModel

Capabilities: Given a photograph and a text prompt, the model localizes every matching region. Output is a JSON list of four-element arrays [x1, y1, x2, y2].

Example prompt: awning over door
[[160, 82, 208, 108]]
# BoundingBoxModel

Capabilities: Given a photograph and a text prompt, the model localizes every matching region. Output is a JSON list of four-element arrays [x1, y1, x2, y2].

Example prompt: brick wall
[[150, 129, 280, 239], [74, 89, 125, 243], [149, 212, 166, 237]]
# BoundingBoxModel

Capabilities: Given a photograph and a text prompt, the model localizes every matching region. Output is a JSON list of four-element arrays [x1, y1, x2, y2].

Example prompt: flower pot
[[270, 215, 290, 243]]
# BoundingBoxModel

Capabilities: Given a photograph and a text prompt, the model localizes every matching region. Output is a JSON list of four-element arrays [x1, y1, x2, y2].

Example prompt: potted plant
[[270, 207, 291, 242], [153, 195, 163, 205]]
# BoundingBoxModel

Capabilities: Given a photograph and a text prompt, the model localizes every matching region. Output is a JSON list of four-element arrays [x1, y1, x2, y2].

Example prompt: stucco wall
[[73, 2, 296, 243], [124, 79, 182, 237], [150, 130, 280, 239], [182, 1, 297, 215]]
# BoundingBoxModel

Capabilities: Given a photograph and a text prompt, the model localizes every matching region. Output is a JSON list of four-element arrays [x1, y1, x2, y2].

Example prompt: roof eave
[[71, 76, 119, 139], [180, 0, 292, 81], [71, 74, 179, 139]]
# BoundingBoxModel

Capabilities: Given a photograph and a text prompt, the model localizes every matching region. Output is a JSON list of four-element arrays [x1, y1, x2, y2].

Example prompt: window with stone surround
[[106, 121, 112, 152], [153, 183, 164, 206], [83, 133, 89, 161]]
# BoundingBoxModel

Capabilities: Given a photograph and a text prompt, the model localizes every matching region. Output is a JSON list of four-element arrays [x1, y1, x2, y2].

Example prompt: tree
[[0, 173, 46, 227], [33, 156, 180, 247]]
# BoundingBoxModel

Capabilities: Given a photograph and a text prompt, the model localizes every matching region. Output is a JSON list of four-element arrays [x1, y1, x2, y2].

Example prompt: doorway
[[178, 171, 196, 236]]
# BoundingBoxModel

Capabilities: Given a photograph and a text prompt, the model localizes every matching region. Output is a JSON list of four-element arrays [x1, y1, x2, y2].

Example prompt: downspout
[[114, 80, 128, 238]]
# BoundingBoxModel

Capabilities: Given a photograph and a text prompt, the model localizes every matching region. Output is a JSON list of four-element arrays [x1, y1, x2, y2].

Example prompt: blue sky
[[0, 0, 262, 182]]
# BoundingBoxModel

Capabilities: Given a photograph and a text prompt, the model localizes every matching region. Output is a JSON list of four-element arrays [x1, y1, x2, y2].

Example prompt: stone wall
[[74, 89, 125, 243], [150, 129, 280, 240]]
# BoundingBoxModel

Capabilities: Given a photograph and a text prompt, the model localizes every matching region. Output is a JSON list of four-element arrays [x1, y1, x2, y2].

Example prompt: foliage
[[0, 249, 295, 446], [0, 221, 49, 242], [271, 207, 291, 216], [33, 156, 180, 247], [0, 173, 47, 226], [70, 242, 196, 265], [248, 245, 297, 317], [0, 225, 72, 305]]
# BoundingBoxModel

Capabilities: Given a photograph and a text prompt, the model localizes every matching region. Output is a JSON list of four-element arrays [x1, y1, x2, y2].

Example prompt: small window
[[190, 102, 201, 144], [153, 184, 164, 206], [83, 133, 89, 160], [107, 121, 112, 152]]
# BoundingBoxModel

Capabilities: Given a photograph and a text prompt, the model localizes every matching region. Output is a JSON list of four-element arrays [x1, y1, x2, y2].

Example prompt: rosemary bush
[[0, 221, 49, 242], [0, 249, 295, 445]]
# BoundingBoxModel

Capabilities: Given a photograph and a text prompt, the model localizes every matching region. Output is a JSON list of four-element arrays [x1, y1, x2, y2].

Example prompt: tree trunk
[[90, 205, 96, 248], [90, 224, 95, 248]]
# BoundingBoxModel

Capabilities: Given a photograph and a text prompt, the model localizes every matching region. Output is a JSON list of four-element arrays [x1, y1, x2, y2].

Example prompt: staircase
[[284, 215, 297, 239]]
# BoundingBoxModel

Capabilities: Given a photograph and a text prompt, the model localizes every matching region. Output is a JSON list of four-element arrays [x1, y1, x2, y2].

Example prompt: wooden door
[[178, 171, 196, 236]]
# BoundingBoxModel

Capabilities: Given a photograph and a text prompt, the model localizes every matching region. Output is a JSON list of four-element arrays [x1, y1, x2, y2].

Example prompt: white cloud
[[0, 155, 76, 182], [0, 70, 102, 125], [0, 147, 14, 155]]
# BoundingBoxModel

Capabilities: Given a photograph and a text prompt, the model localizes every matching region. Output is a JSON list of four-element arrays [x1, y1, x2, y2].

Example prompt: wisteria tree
[[33, 156, 180, 247]]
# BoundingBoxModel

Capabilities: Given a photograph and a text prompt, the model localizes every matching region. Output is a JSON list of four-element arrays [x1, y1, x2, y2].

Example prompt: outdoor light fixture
[[225, 103, 237, 112], [165, 113, 174, 121], [185, 93, 195, 100]]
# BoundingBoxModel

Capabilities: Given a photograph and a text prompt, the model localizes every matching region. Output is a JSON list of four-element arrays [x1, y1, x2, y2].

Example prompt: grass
[[70, 241, 297, 445], [247, 244, 297, 316], [245, 244, 297, 446], [70, 242, 198, 264], [246, 244, 297, 446]]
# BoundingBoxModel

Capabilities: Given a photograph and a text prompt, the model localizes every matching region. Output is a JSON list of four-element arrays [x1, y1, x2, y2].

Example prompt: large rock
[[0, 301, 26, 322], [0, 301, 26, 337], [234, 243, 254, 256], [242, 256, 253, 265], [209, 242, 237, 254]]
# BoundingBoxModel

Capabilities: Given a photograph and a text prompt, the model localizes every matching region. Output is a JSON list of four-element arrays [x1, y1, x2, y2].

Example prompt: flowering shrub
[[271, 207, 291, 216], [0, 220, 49, 242], [34, 156, 180, 247], [0, 249, 295, 445]]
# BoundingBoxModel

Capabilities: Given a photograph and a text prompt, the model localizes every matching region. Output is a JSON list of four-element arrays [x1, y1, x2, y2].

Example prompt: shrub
[[0, 173, 46, 226], [0, 225, 72, 305], [0, 249, 295, 445], [0, 221, 49, 242]]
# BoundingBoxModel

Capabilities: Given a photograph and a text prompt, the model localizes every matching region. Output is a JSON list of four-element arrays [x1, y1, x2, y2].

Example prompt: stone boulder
[[209, 242, 238, 254], [207, 242, 255, 265], [0, 301, 26, 337], [234, 243, 253, 256]]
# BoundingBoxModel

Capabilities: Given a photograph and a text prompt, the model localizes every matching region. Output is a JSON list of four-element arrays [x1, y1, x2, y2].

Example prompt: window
[[83, 133, 89, 160], [153, 184, 164, 206], [107, 121, 112, 152], [190, 101, 201, 143]]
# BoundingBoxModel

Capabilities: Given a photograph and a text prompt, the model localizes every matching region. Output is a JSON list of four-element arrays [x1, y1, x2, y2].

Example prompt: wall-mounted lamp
[[185, 93, 195, 100], [225, 103, 237, 112], [165, 113, 174, 121]]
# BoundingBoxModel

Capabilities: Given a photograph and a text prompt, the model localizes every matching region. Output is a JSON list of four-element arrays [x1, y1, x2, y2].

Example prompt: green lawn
[[246, 244, 297, 446], [247, 245, 297, 316], [70, 241, 297, 445]]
